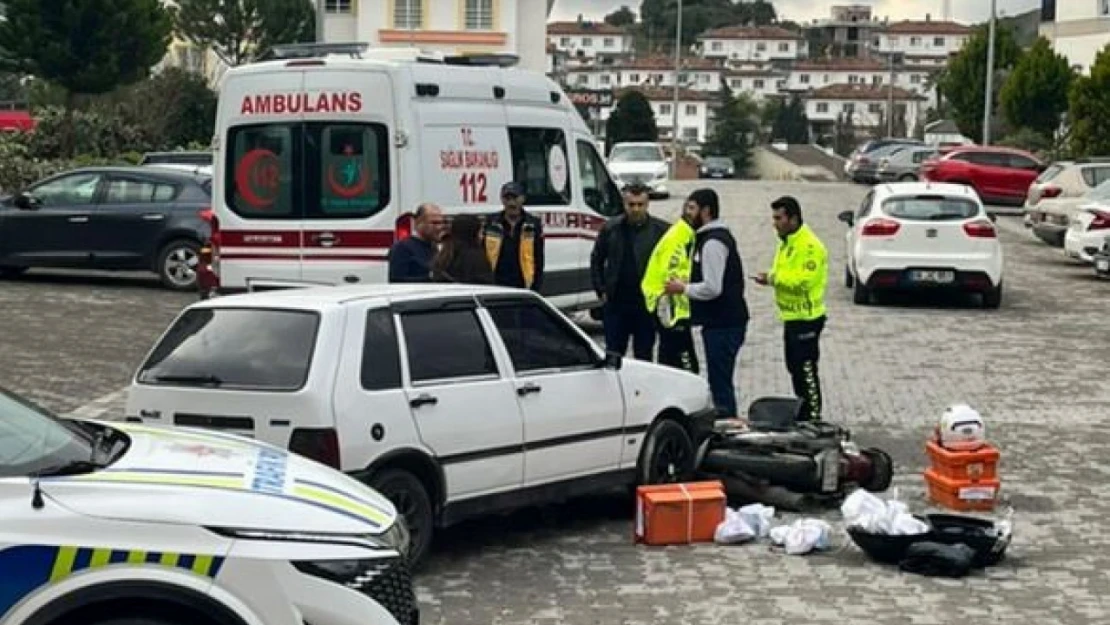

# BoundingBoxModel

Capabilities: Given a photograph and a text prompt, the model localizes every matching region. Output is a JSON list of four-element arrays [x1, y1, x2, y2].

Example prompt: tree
[[936, 23, 1022, 142], [1000, 37, 1075, 138], [605, 90, 658, 154], [702, 86, 758, 174], [102, 67, 218, 149], [1068, 44, 1110, 157], [0, 0, 172, 155], [771, 94, 808, 143], [173, 0, 315, 67], [638, 0, 779, 53], [604, 6, 637, 27], [834, 111, 856, 156]]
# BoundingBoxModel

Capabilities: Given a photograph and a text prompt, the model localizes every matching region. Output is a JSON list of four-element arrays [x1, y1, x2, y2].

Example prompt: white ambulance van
[[202, 44, 627, 311]]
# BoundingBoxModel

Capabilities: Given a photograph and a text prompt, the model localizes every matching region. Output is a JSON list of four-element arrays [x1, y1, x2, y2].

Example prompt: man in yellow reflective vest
[[754, 196, 829, 422], [641, 200, 699, 373]]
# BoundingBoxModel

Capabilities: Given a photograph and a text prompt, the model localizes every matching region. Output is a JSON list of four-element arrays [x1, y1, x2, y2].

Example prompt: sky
[[549, 0, 1043, 25]]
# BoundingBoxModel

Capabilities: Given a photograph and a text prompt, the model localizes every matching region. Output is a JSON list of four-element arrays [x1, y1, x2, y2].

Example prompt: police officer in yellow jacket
[[641, 200, 699, 373], [755, 196, 829, 422]]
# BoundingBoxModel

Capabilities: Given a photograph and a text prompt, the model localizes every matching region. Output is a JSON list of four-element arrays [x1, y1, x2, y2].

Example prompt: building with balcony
[[1039, 0, 1110, 73], [697, 26, 806, 63], [321, 0, 553, 73]]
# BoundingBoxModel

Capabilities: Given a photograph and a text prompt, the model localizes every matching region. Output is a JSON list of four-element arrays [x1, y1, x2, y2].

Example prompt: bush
[[0, 132, 123, 193]]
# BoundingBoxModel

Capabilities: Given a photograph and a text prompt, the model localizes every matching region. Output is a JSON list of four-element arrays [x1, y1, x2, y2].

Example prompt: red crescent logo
[[326, 160, 370, 199], [235, 148, 281, 209]]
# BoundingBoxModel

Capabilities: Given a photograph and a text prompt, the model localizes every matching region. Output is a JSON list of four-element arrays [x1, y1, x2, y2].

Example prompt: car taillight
[[289, 428, 341, 469], [963, 220, 997, 238], [1090, 210, 1110, 230], [1040, 185, 1061, 199], [394, 213, 414, 241], [861, 218, 900, 236]]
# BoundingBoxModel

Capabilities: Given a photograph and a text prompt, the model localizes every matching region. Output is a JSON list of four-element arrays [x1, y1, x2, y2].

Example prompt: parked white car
[[606, 142, 670, 198], [0, 385, 414, 625], [837, 182, 1003, 309], [1064, 203, 1110, 263], [124, 283, 715, 566]]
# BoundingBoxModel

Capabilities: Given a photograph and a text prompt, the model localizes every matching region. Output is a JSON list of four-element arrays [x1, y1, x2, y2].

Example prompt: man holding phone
[[754, 196, 829, 422]]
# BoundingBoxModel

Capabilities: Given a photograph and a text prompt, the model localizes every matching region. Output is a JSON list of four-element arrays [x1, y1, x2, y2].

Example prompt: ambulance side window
[[575, 140, 622, 217], [507, 127, 571, 206]]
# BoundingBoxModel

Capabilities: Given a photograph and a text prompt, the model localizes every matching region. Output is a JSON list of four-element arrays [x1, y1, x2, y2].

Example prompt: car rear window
[[226, 122, 390, 220], [881, 196, 979, 221], [137, 308, 319, 391], [1037, 164, 1065, 183], [1081, 165, 1110, 187]]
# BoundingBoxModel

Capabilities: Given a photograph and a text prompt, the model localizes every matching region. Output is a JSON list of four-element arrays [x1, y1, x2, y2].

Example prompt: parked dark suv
[[0, 166, 212, 290]]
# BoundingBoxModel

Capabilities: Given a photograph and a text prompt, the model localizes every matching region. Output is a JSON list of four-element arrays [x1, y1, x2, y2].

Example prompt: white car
[[125, 283, 716, 567], [1064, 203, 1110, 263], [0, 386, 415, 625], [837, 182, 1004, 309], [606, 142, 670, 198]]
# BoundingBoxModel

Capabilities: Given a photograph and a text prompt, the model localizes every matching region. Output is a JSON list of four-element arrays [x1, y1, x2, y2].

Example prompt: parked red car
[[920, 146, 1046, 206]]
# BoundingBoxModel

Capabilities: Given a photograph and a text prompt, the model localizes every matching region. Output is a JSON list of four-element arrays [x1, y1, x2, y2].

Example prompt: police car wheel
[[371, 468, 434, 569]]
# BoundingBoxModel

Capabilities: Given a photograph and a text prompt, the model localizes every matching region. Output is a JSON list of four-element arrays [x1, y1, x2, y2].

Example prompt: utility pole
[[315, 0, 326, 43], [670, 0, 683, 179], [982, 0, 997, 145], [887, 51, 894, 136]]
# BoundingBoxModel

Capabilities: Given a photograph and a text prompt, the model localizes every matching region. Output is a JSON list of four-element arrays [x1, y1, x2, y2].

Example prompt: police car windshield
[[0, 388, 95, 478]]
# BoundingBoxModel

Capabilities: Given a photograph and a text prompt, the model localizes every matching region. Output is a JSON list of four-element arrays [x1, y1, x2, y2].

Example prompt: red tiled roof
[[547, 21, 628, 36], [809, 84, 924, 101], [792, 59, 886, 72], [725, 69, 781, 77], [884, 20, 972, 35], [699, 25, 803, 40], [614, 56, 724, 70], [615, 86, 717, 102]]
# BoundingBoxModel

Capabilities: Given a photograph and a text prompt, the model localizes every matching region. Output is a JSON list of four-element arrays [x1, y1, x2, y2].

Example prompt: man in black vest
[[664, 188, 749, 418]]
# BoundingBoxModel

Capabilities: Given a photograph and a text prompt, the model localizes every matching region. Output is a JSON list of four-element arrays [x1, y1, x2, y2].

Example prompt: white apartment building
[[698, 26, 807, 62], [804, 84, 925, 136], [1039, 0, 1110, 73], [589, 87, 715, 144], [724, 67, 787, 100], [546, 19, 633, 60], [875, 18, 971, 60], [321, 0, 552, 73], [785, 58, 935, 106]]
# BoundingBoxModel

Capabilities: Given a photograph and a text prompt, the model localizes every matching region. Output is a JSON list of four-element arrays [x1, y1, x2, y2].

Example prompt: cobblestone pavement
[[2, 181, 1108, 624]]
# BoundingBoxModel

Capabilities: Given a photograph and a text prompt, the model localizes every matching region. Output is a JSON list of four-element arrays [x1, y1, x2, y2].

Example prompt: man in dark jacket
[[387, 203, 445, 283], [483, 182, 545, 291], [590, 183, 669, 360], [665, 188, 750, 417]]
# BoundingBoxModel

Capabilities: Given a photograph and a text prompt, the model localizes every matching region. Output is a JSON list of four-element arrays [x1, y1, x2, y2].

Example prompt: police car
[[0, 386, 417, 625]]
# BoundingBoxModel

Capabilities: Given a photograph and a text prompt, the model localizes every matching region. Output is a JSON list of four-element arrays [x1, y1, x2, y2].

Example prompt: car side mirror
[[599, 350, 623, 370], [13, 192, 40, 210], [837, 210, 854, 226]]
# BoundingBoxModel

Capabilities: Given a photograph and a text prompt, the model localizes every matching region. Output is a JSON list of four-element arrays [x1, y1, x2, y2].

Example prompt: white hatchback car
[[837, 182, 1004, 309], [125, 284, 715, 566], [1064, 203, 1110, 263]]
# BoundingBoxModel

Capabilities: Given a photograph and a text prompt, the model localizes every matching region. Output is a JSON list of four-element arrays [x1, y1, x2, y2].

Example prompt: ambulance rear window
[[226, 122, 390, 220]]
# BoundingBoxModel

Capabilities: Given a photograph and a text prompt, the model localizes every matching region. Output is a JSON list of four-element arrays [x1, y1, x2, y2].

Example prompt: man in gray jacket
[[590, 183, 670, 360]]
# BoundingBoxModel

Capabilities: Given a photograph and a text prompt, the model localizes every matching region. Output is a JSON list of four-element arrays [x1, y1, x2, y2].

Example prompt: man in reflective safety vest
[[641, 200, 699, 373], [484, 181, 545, 292], [755, 196, 829, 422]]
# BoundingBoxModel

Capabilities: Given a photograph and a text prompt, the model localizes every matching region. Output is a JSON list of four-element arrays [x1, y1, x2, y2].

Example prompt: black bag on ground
[[898, 541, 977, 578]]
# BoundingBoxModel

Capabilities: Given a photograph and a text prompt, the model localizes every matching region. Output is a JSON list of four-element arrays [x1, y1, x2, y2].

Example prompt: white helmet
[[938, 404, 986, 450]]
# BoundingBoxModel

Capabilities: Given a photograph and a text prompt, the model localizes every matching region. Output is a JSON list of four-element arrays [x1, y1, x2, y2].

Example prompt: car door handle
[[142, 213, 165, 221], [409, 393, 438, 408], [68, 216, 89, 223], [516, 383, 542, 397]]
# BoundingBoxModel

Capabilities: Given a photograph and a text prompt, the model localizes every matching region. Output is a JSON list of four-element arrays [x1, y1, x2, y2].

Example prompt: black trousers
[[657, 319, 699, 374], [784, 315, 826, 422]]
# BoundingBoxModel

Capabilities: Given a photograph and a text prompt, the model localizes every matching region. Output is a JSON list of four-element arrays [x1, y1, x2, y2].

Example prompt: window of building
[[800, 74, 810, 84], [685, 104, 697, 115], [911, 74, 922, 84], [910, 36, 922, 46], [600, 74, 611, 85], [711, 41, 723, 51], [934, 36, 945, 46], [843, 103, 854, 113], [778, 42, 790, 52], [576, 74, 588, 85], [1099, 0, 1108, 15], [682, 127, 698, 140], [603, 37, 614, 47], [756, 42, 767, 51], [465, 0, 494, 30], [888, 36, 900, 45], [581, 37, 593, 47], [660, 104, 672, 115], [816, 103, 829, 113], [560, 37, 570, 46], [868, 103, 882, 113], [753, 79, 765, 89], [730, 79, 742, 89], [325, 0, 352, 13], [393, 0, 421, 28]]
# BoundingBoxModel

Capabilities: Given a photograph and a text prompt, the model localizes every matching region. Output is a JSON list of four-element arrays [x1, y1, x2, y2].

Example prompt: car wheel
[[982, 283, 1002, 309], [90, 619, 189, 625], [852, 280, 871, 305], [898, 173, 917, 182], [844, 265, 854, 288], [0, 266, 27, 278], [637, 418, 695, 485], [156, 239, 200, 291], [369, 468, 434, 569]]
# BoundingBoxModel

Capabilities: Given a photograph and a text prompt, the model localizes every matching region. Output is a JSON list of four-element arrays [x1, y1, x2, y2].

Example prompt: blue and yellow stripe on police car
[[0, 545, 225, 617]]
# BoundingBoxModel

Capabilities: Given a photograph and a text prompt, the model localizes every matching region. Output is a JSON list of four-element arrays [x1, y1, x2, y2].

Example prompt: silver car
[[877, 146, 939, 182]]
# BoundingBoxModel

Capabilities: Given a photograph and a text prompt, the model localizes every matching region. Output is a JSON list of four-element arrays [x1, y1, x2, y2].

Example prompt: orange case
[[924, 468, 1000, 512], [634, 481, 726, 546], [926, 440, 1000, 481]]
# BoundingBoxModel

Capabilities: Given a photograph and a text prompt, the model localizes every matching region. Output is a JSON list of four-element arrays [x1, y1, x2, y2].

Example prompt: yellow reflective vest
[[769, 223, 828, 322], [641, 218, 695, 328]]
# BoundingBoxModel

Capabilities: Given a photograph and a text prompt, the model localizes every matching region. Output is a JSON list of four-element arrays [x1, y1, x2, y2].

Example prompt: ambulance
[[201, 43, 628, 311], [0, 385, 416, 625]]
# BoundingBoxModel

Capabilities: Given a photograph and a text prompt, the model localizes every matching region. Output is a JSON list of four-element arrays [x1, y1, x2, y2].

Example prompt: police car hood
[[43, 422, 398, 535]]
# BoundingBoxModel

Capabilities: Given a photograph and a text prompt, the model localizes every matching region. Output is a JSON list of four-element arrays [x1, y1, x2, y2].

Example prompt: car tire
[[90, 619, 189, 625], [982, 283, 1002, 309], [156, 239, 201, 291], [637, 418, 696, 485], [852, 280, 871, 305], [369, 468, 434, 569], [844, 265, 854, 288], [898, 174, 917, 182], [0, 266, 27, 278]]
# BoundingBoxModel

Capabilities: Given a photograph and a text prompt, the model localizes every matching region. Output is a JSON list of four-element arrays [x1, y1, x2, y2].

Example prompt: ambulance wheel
[[370, 468, 434, 569], [861, 448, 893, 492], [637, 418, 695, 485]]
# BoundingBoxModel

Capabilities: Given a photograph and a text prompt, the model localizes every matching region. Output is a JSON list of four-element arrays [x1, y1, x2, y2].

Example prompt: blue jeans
[[702, 325, 746, 417], [603, 304, 657, 361]]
